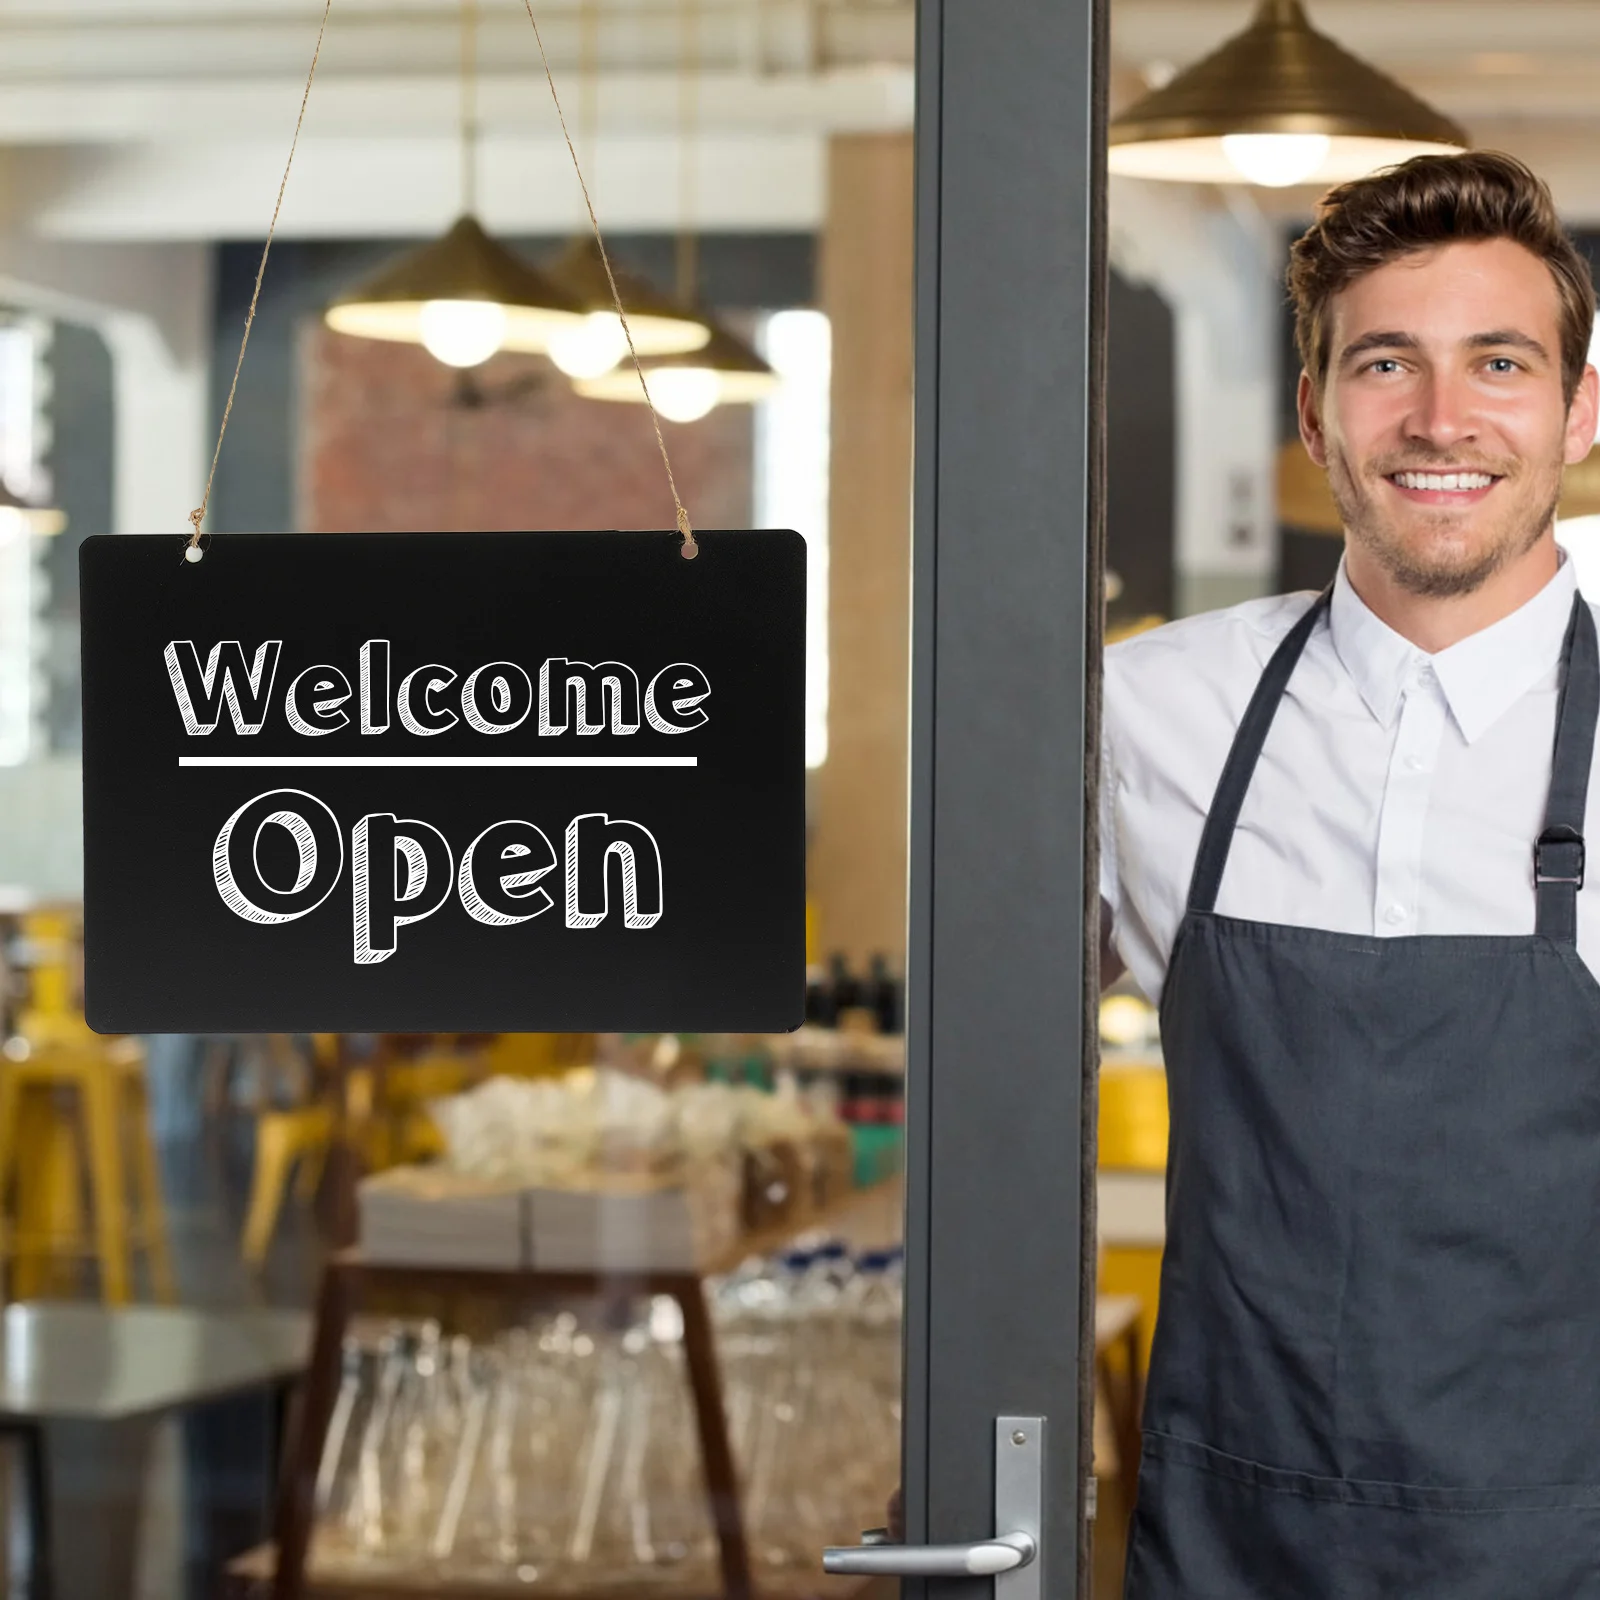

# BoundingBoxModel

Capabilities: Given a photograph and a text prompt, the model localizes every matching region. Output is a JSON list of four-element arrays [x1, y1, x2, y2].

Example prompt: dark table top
[[0, 1302, 310, 1421]]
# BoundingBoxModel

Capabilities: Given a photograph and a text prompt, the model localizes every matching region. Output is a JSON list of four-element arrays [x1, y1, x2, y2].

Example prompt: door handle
[[823, 1417, 1044, 1598], [823, 1528, 1036, 1577]]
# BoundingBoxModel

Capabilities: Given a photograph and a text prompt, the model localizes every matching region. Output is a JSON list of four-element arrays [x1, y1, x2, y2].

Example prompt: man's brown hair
[[1288, 151, 1597, 404]]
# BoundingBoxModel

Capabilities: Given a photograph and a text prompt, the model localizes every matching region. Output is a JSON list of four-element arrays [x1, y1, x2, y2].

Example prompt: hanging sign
[[80, 530, 805, 1034]]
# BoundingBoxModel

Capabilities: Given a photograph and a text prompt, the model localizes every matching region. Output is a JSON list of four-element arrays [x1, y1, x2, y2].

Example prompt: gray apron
[[1125, 587, 1600, 1598]]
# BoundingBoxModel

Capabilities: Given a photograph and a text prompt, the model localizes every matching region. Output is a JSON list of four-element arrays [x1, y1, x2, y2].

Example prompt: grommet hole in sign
[[182, 0, 699, 564]]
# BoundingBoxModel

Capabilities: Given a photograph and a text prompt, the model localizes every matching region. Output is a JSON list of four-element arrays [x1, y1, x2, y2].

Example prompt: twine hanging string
[[185, 0, 334, 560], [184, 0, 697, 562], [519, 0, 698, 558]]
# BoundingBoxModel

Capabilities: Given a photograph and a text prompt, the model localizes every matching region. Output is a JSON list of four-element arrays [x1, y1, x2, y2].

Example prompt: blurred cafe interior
[[1, 1, 1599, 1596]]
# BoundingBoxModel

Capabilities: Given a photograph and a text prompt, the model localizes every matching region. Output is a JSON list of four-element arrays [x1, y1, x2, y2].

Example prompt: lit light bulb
[[649, 367, 721, 424], [418, 299, 508, 368], [548, 312, 630, 379], [1221, 133, 1331, 188]]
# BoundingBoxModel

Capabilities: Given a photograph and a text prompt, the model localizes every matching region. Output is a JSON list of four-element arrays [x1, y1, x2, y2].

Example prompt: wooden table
[[270, 1256, 751, 1600], [266, 1179, 905, 1600]]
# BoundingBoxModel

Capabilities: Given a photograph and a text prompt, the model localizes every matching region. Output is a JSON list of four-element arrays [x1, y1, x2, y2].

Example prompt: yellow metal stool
[[484, 1032, 594, 1078], [241, 1036, 483, 1267], [0, 1036, 177, 1304], [14, 907, 92, 1048], [10, 1094, 83, 1300], [240, 1102, 337, 1267], [240, 1034, 344, 1268]]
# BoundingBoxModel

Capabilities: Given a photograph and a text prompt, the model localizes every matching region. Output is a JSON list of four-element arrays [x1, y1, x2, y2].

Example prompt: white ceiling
[[0, 0, 1596, 238]]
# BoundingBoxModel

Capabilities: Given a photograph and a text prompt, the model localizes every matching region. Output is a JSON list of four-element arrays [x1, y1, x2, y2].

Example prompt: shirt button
[[1405, 754, 1427, 773], [1383, 903, 1408, 926]]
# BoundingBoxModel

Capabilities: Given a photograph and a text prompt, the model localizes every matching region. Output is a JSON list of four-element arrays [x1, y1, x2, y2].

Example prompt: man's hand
[[1101, 897, 1125, 989]]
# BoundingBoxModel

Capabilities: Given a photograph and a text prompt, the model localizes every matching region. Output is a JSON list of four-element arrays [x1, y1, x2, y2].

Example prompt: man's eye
[[1365, 359, 1402, 375], [1486, 357, 1520, 374]]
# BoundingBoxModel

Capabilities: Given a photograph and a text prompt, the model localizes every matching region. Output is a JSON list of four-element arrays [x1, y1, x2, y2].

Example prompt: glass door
[[277, 6, 1107, 1598], [829, 3, 1108, 1599]]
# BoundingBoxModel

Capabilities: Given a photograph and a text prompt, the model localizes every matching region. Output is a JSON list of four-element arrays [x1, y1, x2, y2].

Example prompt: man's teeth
[[1392, 471, 1495, 491]]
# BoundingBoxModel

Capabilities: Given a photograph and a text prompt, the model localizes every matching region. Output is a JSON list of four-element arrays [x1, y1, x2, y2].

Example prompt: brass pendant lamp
[[575, 0, 776, 421], [546, 235, 712, 378], [575, 318, 776, 419], [324, 0, 584, 368], [544, 0, 710, 380], [1109, 0, 1468, 188]]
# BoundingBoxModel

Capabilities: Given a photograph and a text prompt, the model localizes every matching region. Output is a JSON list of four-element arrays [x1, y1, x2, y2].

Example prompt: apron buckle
[[1535, 826, 1587, 888]]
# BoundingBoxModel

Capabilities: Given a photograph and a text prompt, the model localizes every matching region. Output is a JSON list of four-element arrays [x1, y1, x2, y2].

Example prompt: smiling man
[[1102, 153, 1600, 1597]]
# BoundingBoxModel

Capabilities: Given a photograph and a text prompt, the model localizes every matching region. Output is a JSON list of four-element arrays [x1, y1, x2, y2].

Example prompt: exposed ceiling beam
[[0, 3, 914, 82], [7, 131, 830, 238], [1111, 1, 1600, 66], [0, 65, 913, 140]]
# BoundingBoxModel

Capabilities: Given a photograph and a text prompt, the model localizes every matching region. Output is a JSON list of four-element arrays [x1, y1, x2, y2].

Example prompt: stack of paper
[[357, 1167, 526, 1268], [356, 1161, 743, 1273], [525, 1162, 741, 1272]]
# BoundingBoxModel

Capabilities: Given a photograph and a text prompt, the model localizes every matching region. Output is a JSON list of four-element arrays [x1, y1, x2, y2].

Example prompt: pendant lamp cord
[[461, 0, 479, 216], [185, 0, 333, 559], [520, 0, 698, 558], [676, 0, 699, 306]]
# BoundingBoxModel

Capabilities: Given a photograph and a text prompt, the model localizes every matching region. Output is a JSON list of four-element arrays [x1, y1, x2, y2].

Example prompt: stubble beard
[[1326, 446, 1562, 600]]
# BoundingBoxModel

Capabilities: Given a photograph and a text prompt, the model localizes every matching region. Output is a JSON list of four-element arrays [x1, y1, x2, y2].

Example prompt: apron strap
[[1186, 589, 1332, 916], [1536, 594, 1599, 945]]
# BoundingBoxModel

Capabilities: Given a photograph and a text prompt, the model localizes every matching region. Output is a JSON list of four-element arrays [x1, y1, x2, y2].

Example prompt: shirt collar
[[1328, 553, 1578, 744]]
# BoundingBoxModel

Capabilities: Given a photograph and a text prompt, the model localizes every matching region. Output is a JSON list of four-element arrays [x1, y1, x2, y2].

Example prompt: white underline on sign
[[178, 755, 699, 769]]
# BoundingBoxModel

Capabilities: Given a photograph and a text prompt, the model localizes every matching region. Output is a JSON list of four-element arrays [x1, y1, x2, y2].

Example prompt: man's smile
[[1382, 468, 1505, 507]]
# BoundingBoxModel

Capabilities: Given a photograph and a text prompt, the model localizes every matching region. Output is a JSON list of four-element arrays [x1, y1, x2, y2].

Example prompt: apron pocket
[[1126, 1432, 1600, 1600]]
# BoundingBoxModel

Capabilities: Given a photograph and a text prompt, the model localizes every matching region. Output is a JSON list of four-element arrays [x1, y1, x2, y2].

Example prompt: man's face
[[1299, 238, 1599, 599]]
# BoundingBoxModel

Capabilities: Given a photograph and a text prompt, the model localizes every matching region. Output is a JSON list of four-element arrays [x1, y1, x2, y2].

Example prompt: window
[[0, 317, 48, 768], [755, 309, 831, 770]]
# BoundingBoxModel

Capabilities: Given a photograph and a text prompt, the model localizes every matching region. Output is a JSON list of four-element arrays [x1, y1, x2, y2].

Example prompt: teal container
[[850, 1124, 905, 1188]]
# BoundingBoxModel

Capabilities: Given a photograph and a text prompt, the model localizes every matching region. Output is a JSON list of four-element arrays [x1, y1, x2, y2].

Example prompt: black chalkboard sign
[[80, 531, 805, 1033]]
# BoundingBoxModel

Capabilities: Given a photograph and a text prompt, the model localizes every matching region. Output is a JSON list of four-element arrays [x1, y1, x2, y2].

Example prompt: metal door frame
[[903, 2, 1109, 1597]]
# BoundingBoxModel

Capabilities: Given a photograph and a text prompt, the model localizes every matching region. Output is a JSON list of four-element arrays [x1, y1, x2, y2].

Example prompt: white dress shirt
[[1101, 555, 1600, 1004]]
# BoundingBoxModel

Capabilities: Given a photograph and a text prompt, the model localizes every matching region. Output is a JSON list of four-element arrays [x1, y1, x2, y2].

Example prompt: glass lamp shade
[[548, 313, 632, 380], [1109, 0, 1467, 187], [574, 320, 779, 416], [544, 236, 712, 368], [647, 368, 724, 424], [324, 215, 586, 364], [417, 300, 510, 368], [1220, 132, 1331, 188]]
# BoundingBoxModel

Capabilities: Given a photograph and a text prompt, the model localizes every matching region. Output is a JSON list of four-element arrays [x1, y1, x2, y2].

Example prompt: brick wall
[[299, 322, 754, 534]]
